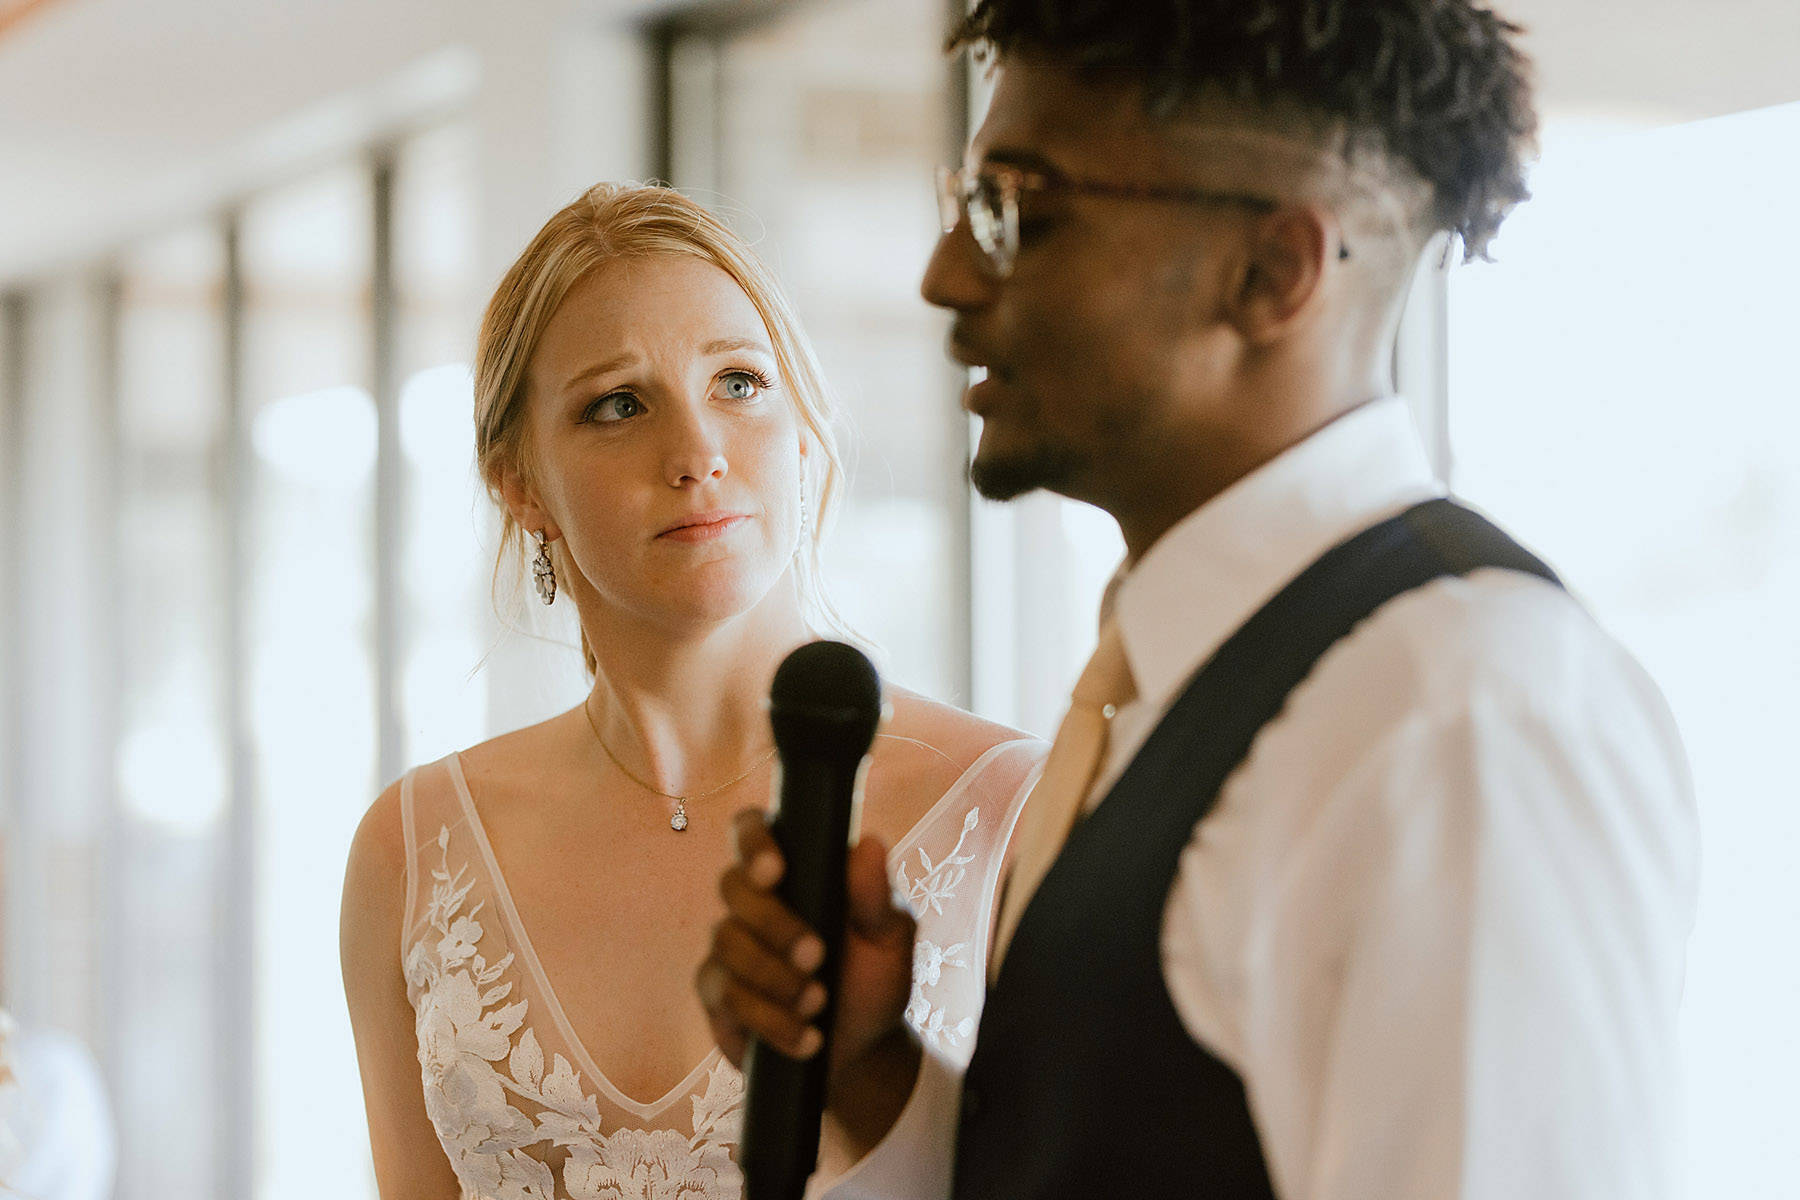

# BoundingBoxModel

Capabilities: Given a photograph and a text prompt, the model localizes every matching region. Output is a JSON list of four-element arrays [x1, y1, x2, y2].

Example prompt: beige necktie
[[990, 619, 1137, 981]]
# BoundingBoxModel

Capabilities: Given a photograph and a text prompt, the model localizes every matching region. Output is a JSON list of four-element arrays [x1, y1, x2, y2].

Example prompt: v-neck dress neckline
[[444, 752, 722, 1120], [396, 736, 1046, 1199]]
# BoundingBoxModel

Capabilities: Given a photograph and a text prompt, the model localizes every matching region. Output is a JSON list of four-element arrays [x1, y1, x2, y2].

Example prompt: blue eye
[[714, 371, 771, 402], [587, 392, 642, 423]]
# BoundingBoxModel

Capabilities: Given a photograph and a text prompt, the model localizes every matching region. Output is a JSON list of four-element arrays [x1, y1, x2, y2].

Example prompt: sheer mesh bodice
[[399, 738, 1045, 1200]]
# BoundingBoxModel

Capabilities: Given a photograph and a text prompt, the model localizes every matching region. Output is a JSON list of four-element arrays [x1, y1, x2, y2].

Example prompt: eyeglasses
[[935, 162, 1289, 280]]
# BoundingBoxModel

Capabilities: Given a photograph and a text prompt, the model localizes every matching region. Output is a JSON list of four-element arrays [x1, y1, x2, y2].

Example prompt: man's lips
[[948, 333, 993, 372], [658, 512, 750, 542], [948, 332, 1011, 412], [963, 365, 1008, 416]]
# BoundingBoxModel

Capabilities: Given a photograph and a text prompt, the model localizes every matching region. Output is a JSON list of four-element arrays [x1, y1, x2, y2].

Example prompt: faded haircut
[[951, 0, 1538, 263]]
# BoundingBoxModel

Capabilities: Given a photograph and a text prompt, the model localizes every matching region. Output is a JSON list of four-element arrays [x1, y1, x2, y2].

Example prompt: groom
[[699, 2, 1696, 1197]]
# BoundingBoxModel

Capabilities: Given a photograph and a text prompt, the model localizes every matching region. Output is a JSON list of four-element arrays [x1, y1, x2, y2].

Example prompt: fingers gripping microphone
[[740, 641, 883, 1200]]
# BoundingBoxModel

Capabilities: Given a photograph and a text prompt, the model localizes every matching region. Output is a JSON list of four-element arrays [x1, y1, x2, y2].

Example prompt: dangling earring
[[532, 530, 557, 605], [795, 482, 809, 555]]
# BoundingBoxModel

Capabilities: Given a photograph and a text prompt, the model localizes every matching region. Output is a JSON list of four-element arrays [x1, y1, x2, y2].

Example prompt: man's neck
[[1108, 382, 1390, 564]]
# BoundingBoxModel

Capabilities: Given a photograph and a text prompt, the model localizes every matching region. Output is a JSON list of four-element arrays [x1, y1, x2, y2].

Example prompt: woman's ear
[[499, 464, 560, 542], [1230, 204, 1336, 344]]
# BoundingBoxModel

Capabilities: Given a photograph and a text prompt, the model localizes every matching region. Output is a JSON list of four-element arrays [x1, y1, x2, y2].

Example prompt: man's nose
[[921, 222, 996, 312]]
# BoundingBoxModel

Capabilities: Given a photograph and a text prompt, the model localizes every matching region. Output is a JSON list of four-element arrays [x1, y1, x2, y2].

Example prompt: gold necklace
[[581, 698, 776, 832]]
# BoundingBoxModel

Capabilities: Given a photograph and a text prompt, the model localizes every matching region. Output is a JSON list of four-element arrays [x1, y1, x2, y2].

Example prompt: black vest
[[952, 500, 1560, 1200]]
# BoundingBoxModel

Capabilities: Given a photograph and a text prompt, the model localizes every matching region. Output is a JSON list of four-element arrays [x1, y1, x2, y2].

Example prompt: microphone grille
[[770, 640, 881, 717]]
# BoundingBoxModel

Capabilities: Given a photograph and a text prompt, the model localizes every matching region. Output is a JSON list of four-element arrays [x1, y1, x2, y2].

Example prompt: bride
[[340, 183, 1044, 1199]]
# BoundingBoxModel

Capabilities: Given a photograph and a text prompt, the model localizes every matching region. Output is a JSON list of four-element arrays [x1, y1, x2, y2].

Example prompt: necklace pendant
[[670, 800, 689, 832]]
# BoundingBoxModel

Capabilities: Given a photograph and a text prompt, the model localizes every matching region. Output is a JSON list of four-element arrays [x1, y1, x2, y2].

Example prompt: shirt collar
[[1110, 395, 1443, 717]]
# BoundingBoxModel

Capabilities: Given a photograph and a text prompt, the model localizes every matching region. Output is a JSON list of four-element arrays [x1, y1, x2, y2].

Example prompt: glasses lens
[[935, 167, 1013, 277], [972, 173, 1022, 277], [934, 166, 960, 235], [968, 174, 1005, 260]]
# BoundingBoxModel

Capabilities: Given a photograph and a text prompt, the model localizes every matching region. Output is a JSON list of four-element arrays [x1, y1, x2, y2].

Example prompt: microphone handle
[[739, 752, 862, 1200]]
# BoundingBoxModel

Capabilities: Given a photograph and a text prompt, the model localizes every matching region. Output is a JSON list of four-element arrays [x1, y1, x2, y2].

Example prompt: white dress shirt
[[823, 396, 1698, 1200]]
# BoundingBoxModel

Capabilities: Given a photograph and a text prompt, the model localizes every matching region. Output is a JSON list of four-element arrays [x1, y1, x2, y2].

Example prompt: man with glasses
[[700, 2, 1696, 1197]]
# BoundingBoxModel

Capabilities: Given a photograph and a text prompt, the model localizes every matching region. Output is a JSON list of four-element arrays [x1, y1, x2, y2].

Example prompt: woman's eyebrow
[[699, 336, 775, 357], [558, 338, 773, 396], [560, 353, 638, 395]]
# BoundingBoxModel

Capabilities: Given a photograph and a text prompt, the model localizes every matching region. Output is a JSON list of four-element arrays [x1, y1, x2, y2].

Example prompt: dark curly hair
[[950, 0, 1536, 260]]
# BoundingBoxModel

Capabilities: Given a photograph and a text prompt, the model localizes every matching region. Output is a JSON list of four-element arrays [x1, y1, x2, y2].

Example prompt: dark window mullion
[[218, 212, 257, 1200], [372, 152, 403, 790], [0, 291, 31, 1016]]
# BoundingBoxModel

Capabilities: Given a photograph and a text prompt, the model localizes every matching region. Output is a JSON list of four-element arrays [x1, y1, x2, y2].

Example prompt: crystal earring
[[794, 483, 809, 556], [532, 530, 557, 605]]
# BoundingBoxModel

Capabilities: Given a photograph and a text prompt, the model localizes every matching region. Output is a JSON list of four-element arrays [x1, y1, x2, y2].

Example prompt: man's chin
[[968, 447, 1077, 503]]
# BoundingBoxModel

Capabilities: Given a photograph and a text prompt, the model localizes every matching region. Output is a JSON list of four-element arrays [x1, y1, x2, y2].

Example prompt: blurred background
[[0, 0, 1795, 1196]]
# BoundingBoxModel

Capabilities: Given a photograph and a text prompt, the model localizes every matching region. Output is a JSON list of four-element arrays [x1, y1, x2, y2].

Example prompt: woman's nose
[[664, 408, 729, 487]]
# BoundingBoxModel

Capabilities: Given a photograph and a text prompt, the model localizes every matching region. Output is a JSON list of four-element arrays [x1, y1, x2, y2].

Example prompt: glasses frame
[[937, 162, 1313, 279]]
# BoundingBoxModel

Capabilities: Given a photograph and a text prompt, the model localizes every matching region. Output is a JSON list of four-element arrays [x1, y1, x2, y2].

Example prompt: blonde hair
[[474, 183, 850, 673]]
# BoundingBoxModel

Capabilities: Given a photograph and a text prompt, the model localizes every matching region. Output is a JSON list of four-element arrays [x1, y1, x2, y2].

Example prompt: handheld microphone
[[739, 640, 883, 1200]]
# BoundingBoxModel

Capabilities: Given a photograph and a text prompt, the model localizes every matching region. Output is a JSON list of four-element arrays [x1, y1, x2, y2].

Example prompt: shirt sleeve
[[807, 1049, 963, 1200], [1163, 606, 1699, 1200]]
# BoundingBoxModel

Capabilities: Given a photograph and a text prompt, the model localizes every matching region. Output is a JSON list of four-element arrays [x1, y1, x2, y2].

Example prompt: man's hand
[[698, 808, 923, 1154]]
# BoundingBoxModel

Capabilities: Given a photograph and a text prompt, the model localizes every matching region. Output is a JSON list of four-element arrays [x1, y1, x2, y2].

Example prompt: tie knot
[[1071, 619, 1135, 711]]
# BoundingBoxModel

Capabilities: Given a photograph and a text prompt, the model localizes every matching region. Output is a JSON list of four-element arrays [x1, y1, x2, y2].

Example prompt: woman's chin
[[641, 565, 792, 630]]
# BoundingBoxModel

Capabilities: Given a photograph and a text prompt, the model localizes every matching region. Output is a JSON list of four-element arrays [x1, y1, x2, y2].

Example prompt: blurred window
[[239, 163, 380, 1200], [10, 276, 112, 1081], [1446, 102, 1800, 1198], [112, 224, 230, 1198], [392, 123, 491, 768], [0, 293, 18, 834]]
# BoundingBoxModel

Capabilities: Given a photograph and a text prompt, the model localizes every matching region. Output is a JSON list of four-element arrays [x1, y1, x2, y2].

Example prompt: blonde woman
[[340, 184, 1044, 1199]]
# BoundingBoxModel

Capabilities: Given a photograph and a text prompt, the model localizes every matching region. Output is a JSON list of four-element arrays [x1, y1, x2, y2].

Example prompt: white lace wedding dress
[[398, 739, 1044, 1200]]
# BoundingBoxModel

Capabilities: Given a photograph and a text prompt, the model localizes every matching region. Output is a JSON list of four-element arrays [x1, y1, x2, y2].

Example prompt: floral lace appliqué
[[893, 806, 981, 1053], [407, 825, 743, 1200]]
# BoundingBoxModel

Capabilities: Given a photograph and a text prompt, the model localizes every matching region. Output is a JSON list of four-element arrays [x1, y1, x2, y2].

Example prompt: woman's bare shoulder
[[346, 776, 408, 896], [882, 688, 1036, 769], [451, 708, 584, 808], [862, 689, 1037, 843]]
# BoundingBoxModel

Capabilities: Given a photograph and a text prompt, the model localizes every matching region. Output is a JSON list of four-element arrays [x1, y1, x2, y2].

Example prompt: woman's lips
[[658, 514, 750, 543]]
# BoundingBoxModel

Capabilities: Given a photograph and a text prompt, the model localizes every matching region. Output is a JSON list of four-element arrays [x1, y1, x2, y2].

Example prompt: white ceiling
[[1, 0, 1795, 285], [0, 0, 484, 281], [1497, 0, 1800, 123]]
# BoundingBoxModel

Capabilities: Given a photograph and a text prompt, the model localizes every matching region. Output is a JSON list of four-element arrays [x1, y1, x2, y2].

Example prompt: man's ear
[[499, 464, 559, 542], [1230, 204, 1335, 344]]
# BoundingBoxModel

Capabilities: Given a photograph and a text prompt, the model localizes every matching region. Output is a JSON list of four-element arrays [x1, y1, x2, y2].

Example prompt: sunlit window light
[[1449, 101, 1800, 1198]]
